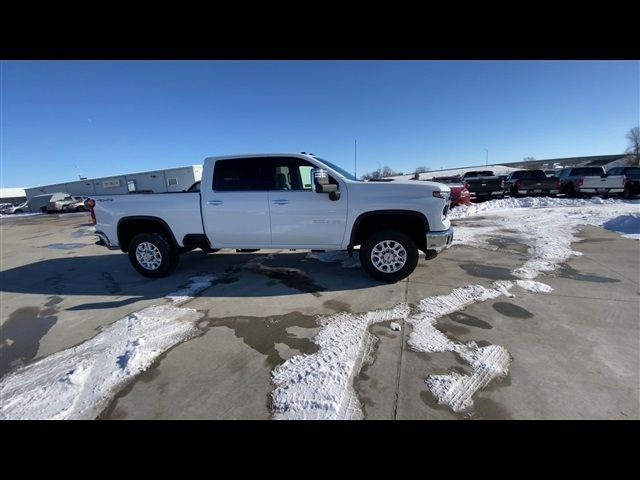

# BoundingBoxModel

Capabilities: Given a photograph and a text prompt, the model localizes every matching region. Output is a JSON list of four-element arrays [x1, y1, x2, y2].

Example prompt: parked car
[[460, 171, 504, 200], [28, 192, 72, 213], [1, 201, 30, 214], [61, 196, 89, 212], [502, 170, 560, 197], [606, 166, 640, 199], [92, 153, 454, 282], [556, 167, 625, 197], [431, 176, 471, 207]]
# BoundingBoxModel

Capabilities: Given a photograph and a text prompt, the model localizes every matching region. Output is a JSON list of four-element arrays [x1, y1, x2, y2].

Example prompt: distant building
[[24, 165, 202, 201], [0, 188, 27, 205]]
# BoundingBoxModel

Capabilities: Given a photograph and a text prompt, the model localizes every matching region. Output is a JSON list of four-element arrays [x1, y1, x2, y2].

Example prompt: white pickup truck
[[556, 166, 626, 197], [91, 153, 453, 282]]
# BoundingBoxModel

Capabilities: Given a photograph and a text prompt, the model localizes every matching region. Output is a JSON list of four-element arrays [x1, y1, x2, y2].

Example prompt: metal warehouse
[[24, 165, 202, 200]]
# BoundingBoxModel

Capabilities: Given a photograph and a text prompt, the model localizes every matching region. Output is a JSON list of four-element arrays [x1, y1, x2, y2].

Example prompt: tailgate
[[581, 175, 624, 188]]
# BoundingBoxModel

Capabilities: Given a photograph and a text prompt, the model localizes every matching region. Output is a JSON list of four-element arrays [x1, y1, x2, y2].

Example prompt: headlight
[[432, 191, 449, 199]]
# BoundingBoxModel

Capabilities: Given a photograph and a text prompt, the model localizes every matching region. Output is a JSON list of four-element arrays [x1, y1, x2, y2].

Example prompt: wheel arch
[[117, 216, 179, 253], [349, 210, 429, 254]]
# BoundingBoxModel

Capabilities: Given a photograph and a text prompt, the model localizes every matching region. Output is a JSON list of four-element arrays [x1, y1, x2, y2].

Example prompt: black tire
[[509, 187, 518, 197], [566, 183, 576, 198], [360, 229, 419, 282], [14, 209, 23, 214], [128, 232, 179, 278], [623, 185, 633, 199]]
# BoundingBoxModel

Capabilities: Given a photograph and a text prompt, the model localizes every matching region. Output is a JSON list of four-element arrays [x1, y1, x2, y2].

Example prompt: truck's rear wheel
[[361, 230, 419, 282], [128, 232, 179, 278]]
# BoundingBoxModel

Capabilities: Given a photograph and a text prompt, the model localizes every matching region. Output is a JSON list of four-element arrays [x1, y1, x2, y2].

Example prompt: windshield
[[432, 177, 462, 185], [313, 157, 358, 181]]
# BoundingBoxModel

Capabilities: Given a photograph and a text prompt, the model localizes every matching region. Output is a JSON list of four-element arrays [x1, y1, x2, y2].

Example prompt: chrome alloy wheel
[[135, 242, 162, 270], [370, 240, 407, 273]]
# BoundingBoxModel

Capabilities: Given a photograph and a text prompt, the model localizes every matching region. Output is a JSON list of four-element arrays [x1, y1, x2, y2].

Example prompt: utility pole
[[354, 140, 357, 179], [484, 148, 489, 166]]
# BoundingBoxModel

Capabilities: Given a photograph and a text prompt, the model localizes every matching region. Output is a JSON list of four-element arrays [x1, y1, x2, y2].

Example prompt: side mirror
[[312, 168, 340, 200]]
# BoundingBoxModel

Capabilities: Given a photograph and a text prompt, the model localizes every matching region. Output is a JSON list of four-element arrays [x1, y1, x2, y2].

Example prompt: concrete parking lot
[[1, 210, 638, 419]]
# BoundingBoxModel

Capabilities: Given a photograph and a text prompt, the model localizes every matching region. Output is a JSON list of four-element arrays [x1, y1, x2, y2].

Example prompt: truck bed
[[92, 192, 204, 249]]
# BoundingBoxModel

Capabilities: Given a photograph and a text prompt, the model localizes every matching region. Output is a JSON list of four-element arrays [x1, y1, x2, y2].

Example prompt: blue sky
[[1, 60, 638, 188]]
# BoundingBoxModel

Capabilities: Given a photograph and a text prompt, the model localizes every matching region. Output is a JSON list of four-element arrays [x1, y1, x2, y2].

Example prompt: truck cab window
[[213, 158, 273, 191], [271, 157, 316, 190]]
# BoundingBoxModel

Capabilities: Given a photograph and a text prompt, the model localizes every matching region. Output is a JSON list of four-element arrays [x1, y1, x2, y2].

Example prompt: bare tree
[[626, 126, 640, 165], [414, 166, 430, 174], [360, 165, 402, 180], [523, 156, 536, 162]]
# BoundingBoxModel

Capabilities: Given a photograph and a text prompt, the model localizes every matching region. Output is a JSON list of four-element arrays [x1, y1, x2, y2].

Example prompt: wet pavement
[[1, 214, 638, 420]]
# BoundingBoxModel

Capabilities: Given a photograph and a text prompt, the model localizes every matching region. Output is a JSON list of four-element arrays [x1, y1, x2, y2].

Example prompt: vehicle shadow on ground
[[0, 250, 379, 309]]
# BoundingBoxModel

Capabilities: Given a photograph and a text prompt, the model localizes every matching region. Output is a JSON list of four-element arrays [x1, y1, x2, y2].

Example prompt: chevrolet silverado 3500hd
[[92, 153, 453, 282]]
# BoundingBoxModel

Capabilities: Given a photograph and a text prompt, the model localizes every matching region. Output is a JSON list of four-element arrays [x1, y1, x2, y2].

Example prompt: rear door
[[268, 156, 348, 248], [201, 157, 273, 247]]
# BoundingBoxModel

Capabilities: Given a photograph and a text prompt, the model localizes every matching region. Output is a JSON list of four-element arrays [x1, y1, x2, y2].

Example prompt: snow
[[166, 274, 216, 305], [516, 280, 554, 293], [602, 214, 640, 240], [41, 243, 89, 250], [0, 273, 216, 419], [271, 304, 410, 420], [390, 322, 401, 331], [0, 305, 204, 420], [270, 197, 640, 419]]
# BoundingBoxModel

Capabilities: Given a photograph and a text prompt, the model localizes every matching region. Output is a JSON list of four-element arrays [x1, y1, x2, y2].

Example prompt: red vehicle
[[431, 176, 472, 207]]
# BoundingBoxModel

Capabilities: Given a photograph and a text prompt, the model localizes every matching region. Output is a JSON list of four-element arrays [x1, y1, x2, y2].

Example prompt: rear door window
[[213, 158, 274, 191]]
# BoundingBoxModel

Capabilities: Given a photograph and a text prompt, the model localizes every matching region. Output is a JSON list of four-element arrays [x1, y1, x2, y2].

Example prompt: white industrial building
[[24, 165, 202, 200], [0, 188, 27, 204]]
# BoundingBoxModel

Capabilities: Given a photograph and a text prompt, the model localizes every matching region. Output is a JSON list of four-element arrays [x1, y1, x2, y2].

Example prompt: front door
[[268, 157, 348, 248]]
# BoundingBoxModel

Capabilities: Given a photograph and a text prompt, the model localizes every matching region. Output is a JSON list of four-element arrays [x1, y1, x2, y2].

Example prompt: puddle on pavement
[[447, 311, 493, 330], [458, 263, 516, 280], [466, 397, 512, 420], [226, 261, 326, 297], [323, 299, 352, 313], [486, 237, 530, 255], [557, 264, 620, 283], [202, 312, 320, 369], [492, 302, 534, 319], [0, 298, 60, 377], [354, 320, 401, 418]]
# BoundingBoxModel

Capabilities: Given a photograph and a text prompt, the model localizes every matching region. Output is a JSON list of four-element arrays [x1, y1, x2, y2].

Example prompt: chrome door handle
[[271, 199, 290, 205], [207, 200, 224, 205]]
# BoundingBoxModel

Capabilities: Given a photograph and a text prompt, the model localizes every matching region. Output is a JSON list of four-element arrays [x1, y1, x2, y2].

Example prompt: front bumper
[[426, 227, 454, 252]]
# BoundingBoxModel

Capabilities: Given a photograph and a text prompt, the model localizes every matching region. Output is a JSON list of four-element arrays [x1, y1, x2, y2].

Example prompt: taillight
[[577, 178, 583, 186], [515, 180, 522, 189], [556, 179, 561, 188], [500, 180, 505, 188], [464, 182, 470, 190]]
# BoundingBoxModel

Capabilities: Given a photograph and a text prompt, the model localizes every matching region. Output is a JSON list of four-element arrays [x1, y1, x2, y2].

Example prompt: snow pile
[[602, 214, 640, 240], [390, 322, 401, 331], [271, 304, 410, 420], [516, 280, 553, 293], [452, 198, 640, 280], [306, 250, 361, 268], [0, 305, 204, 420], [449, 196, 628, 220], [166, 274, 216, 305], [407, 283, 513, 412]]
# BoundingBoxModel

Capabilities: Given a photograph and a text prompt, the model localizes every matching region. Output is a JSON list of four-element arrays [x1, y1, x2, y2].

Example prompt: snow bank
[[0, 305, 204, 420], [602, 214, 640, 240]]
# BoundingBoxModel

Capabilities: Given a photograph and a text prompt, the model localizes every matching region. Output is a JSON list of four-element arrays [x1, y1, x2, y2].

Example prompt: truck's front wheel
[[128, 232, 179, 278], [361, 230, 419, 282]]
